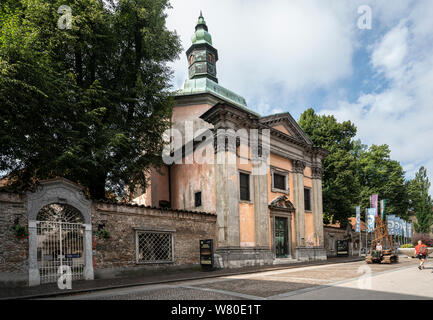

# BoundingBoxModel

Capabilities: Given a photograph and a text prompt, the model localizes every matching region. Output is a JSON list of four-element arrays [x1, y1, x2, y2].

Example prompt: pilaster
[[292, 160, 306, 247], [312, 166, 324, 246]]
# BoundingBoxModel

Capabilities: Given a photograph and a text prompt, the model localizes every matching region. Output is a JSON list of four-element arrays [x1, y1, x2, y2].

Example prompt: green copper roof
[[191, 12, 212, 45], [176, 78, 260, 117]]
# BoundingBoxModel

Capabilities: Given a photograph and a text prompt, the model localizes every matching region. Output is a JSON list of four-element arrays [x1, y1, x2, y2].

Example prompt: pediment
[[269, 195, 295, 212], [260, 113, 313, 146]]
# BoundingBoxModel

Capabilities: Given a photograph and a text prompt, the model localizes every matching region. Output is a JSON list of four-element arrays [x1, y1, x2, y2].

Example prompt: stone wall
[[0, 190, 217, 285], [92, 202, 217, 278], [0, 192, 28, 286], [324, 226, 372, 257]]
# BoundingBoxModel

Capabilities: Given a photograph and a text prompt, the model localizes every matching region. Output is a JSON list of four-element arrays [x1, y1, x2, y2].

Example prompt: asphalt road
[[43, 257, 433, 300]]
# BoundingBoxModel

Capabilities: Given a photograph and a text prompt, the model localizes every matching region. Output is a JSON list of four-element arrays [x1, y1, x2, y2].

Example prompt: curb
[[2, 257, 364, 300]]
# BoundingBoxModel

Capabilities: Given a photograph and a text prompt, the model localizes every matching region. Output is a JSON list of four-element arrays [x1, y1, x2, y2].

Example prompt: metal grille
[[37, 221, 85, 284], [136, 231, 173, 263], [36, 203, 85, 284], [37, 203, 84, 224]]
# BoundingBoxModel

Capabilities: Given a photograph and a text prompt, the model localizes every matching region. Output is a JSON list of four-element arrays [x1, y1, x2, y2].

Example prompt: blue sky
[[166, 0, 433, 193]]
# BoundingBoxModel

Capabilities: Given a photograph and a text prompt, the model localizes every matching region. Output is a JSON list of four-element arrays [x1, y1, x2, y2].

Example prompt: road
[[44, 257, 433, 300]]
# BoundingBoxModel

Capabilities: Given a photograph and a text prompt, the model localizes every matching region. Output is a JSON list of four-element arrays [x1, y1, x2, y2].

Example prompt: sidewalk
[[0, 256, 363, 300]]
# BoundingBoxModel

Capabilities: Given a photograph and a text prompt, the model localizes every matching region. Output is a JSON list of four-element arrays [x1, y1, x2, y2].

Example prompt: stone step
[[273, 257, 298, 265]]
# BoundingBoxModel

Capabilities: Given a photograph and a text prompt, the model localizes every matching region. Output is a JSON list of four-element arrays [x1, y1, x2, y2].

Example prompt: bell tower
[[186, 12, 219, 83]]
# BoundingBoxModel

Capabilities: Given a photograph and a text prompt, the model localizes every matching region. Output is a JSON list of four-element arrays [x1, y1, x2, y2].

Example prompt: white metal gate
[[36, 203, 85, 284], [37, 221, 85, 284]]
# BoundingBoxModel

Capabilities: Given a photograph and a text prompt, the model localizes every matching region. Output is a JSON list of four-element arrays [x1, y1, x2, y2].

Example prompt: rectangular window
[[136, 231, 173, 264], [304, 188, 312, 211], [273, 172, 286, 191], [195, 191, 202, 208], [239, 172, 250, 201]]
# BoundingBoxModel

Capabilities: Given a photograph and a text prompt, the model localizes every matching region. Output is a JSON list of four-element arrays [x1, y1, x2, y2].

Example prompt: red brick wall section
[[92, 202, 217, 270], [0, 193, 28, 277], [0, 191, 217, 283]]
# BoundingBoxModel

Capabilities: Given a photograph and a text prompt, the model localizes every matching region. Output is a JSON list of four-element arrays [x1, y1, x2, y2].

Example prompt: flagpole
[[366, 208, 368, 255]]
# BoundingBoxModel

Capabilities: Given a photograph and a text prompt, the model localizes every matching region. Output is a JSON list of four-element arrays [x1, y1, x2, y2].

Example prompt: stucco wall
[[171, 163, 216, 213]]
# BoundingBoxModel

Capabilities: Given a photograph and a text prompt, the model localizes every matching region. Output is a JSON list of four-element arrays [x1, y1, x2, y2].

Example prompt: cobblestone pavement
[[0, 256, 361, 299], [45, 257, 432, 300]]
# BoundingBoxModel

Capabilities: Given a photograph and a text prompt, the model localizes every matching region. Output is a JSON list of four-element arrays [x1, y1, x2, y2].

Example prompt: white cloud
[[321, 0, 433, 193], [166, 0, 355, 114], [165, 0, 433, 194], [371, 22, 408, 79]]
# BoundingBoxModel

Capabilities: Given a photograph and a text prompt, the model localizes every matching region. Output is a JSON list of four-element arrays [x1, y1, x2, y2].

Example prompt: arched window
[[37, 203, 84, 224], [189, 55, 194, 65]]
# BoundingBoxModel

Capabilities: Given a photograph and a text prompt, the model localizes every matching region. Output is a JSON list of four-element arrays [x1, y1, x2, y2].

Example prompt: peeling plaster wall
[[171, 163, 216, 214], [238, 152, 255, 247]]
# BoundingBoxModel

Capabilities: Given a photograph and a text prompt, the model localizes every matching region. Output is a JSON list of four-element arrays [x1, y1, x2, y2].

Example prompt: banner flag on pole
[[367, 208, 376, 232], [392, 215, 399, 236], [355, 206, 361, 233], [370, 194, 379, 217], [398, 218, 403, 236], [387, 215, 395, 235], [380, 199, 386, 218], [408, 223, 412, 239]]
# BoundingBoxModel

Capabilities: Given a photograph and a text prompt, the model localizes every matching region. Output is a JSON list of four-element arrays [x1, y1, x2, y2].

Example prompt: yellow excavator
[[365, 216, 399, 264]]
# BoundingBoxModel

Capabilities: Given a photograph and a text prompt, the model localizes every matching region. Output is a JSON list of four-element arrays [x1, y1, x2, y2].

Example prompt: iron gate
[[37, 221, 85, 284], [36, 203, 85, 284]]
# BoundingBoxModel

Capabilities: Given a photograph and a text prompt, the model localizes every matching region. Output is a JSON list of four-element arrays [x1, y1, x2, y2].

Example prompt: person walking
[[414, 240, 428, 270]]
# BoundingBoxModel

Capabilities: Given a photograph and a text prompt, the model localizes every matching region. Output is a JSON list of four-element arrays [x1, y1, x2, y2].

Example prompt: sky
[[165, 0, 433, 194]]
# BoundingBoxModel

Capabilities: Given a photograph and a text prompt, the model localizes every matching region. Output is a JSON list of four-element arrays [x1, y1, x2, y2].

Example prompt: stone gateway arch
[[26, 179, 94, 286]]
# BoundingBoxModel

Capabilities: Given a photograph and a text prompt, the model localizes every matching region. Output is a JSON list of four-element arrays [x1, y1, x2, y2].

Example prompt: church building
[[135, 13, 329, 267]]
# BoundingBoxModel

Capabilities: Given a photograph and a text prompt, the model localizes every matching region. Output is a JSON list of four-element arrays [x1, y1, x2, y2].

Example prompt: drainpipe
[[168, 165, 172, 208]]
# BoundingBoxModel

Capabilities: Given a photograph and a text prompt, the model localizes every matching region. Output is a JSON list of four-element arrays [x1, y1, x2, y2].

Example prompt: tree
[[299, 108, 360, 227], [356, 144, 409, 218], [407, 167, 433, 233], [0, 0, 181, 199]]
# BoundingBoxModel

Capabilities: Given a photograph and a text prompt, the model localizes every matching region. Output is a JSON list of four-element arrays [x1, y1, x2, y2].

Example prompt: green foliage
[[357, 144, 409, 219], [0, 0, 181, 199], [299, 108, 414, 226], [94, 229, 110, 239], [408, 167, 433, 233], [299, 108, 360, 226], [10, 223, 29, 239], [400, 243, 413, 248]]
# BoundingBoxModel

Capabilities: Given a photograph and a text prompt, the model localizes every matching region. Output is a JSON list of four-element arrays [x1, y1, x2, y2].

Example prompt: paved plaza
[[44, 257, 433, 300]]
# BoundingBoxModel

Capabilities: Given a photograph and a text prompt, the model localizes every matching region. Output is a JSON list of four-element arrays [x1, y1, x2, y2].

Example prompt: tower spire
[[186, 12, 219, 83]]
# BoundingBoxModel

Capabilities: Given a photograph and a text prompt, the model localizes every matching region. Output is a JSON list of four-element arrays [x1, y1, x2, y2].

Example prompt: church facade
[[135, 13, 328, 267]]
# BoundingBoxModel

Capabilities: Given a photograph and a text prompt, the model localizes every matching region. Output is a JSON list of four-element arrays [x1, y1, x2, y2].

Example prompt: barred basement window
[[136, 231, 173, 264]]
